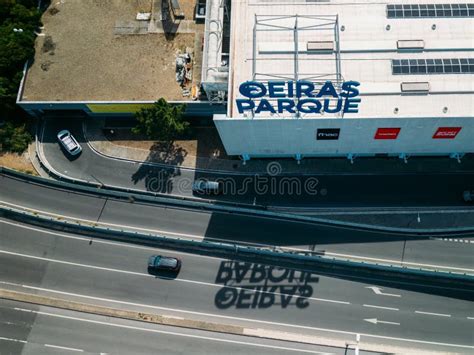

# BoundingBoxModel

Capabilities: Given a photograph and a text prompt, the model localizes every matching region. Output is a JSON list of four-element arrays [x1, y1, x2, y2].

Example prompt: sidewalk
[[85, 119, 474, 175]]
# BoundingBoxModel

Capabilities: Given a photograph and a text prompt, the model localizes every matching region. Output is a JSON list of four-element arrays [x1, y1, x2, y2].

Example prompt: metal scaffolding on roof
[[253, 14, 342, 84], [248, 14, 343, 118]]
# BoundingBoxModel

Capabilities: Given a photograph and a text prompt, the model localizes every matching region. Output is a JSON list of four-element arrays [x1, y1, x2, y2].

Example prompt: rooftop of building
[[20, 0, 203, 103], [228, 0, 474, 119]]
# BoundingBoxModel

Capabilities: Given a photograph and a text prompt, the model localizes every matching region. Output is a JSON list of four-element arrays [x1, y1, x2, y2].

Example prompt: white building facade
[[210, 0, 474, 160]]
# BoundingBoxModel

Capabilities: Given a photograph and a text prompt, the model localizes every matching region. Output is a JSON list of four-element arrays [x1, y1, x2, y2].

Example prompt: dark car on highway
[[148, 255, 181, 273]]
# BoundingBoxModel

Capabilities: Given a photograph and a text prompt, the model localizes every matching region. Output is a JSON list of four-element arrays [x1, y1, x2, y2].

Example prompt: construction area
[[21, 0, 205, 102]]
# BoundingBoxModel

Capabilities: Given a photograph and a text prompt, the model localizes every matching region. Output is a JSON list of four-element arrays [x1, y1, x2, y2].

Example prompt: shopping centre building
[[18, 0, 474, 160]]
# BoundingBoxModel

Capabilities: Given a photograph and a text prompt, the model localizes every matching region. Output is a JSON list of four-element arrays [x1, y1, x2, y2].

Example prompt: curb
[[85, 120, 253, 176], [85, 120, 474, 177]]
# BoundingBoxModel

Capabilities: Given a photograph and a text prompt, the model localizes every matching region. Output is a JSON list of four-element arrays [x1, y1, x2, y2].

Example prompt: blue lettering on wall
[[237, 80, 361, 115]]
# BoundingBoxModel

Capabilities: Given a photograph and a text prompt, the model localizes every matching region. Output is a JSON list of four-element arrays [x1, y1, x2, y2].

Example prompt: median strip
[[0, 288, 457, 354], [0, 288, 242, 335], [0, 288, 345, 350]]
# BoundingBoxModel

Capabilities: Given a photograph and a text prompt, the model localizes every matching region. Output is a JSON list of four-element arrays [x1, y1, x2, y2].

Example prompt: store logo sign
[[236, 80, 361, 115], [433, 127, 462, 139], [374, 128, 401, 140], [316, 128, 340, 140]]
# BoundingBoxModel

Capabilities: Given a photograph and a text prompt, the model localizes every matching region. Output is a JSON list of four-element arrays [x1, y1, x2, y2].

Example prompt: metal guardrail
[[1, 204, 473, 288]]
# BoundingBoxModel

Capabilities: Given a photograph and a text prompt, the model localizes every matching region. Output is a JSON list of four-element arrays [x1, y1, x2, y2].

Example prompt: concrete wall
[[213, 115, 474, 157]]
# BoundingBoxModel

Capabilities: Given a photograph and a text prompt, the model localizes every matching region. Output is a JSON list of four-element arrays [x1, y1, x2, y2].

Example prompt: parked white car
[[57, 130, 82, 156]]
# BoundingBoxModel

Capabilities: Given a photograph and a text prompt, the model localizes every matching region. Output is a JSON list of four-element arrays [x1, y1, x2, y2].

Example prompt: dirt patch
[[48, 7, 59, 16], [41, 35, 56, 54], [40, 60, 53, 71], [22, 0, 203, 102], [0, 149, 38, 176]]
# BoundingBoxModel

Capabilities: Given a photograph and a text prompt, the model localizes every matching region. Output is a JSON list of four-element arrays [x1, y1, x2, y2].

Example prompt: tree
[[133, 98, 188, 142], [0, 120, 32, 153], [0, 0, 41, 153], [0, 3, 39, 77]]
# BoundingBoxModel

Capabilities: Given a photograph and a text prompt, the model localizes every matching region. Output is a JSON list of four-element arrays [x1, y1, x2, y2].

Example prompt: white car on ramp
[[57, 130, 82, 156]]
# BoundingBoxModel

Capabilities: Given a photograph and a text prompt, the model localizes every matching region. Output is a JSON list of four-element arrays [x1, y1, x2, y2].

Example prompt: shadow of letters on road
[[214, 261, 319, 309]]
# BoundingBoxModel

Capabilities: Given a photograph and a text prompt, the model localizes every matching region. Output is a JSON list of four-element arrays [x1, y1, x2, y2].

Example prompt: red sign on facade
[[433, 127, 462, 139], [374, 128, 401, 140]]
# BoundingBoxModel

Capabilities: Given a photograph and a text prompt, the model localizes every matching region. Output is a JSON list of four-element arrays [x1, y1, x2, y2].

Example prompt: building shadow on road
[[202, 210, 429, 247]]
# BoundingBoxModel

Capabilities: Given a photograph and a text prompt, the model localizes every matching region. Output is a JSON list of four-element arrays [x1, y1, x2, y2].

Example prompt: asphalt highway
[[1, 173, 473, 273], [0, 220, 473, 353], [41, 119, 474, 208], [1, 300, 350, 355]]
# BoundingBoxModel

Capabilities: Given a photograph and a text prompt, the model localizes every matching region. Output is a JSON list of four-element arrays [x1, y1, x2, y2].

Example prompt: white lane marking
[[467, 317, 474, 320], [27, 310, 332, 354], [5, 282, 473, 350], [363, 305, 399, 311], [45, 344, 84, 352], [0, 246, 469, 298], [0, 219, 223, 261], [415, 311, 451, 318], [365, 286, 401, 298], [14, 307, 33, 313], [2, 208, 473, 274], [364, 318, 400, 326], [0, 337, 27, 344], [0, 250, 349, 305], [0, 249, 149, 277]]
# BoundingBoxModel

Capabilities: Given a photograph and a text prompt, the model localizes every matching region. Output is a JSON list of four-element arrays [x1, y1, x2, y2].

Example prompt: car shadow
[[147, 267, 179, 280], [57, 144, 82, 162]]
